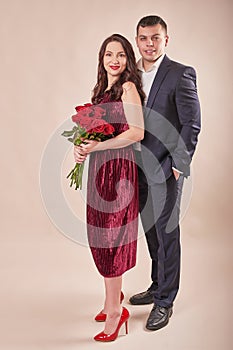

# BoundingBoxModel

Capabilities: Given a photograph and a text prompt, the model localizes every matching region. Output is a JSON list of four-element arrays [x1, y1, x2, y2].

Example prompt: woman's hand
[[79, 140, 99, 153], [74, 145, 88, 164]]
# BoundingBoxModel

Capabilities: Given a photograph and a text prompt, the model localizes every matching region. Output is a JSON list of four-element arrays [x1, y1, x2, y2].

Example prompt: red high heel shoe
[[94, 291, 124, 322], [94, 307, 129, 342]]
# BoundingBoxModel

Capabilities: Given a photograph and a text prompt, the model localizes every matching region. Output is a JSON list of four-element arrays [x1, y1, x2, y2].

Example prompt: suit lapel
[[146, 55, 171, 110]]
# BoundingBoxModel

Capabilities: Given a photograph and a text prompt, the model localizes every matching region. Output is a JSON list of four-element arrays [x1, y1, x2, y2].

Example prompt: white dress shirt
[[137, 53, 165, 105]]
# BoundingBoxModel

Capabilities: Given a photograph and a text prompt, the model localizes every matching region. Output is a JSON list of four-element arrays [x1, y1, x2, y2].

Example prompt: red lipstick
[[110, 65, 120, 70]]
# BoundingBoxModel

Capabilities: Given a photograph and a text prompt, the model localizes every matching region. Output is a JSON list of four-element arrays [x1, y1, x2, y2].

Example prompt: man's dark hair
[[136, 15, 167, 35]]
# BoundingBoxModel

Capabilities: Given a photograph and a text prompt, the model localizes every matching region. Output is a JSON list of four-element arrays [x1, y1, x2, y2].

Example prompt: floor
[[0, 210, 232, 350]]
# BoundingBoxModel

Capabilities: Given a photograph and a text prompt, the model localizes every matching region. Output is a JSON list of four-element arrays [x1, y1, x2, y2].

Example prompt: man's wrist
[[172, 167, 183, 174]]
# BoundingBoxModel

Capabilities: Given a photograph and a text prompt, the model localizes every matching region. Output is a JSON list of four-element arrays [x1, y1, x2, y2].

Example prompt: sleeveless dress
[[86, 92, 139, 277]]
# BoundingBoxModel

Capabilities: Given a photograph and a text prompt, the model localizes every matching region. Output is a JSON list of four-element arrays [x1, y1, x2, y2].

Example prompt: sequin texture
[[86, 93, 139, 277]]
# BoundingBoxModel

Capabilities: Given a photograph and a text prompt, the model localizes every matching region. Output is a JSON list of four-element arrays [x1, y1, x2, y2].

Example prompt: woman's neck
[[106, 75, 119, 90]]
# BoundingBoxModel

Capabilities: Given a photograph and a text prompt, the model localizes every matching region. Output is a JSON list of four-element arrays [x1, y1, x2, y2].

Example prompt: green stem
[[67, 162, 85, 190]]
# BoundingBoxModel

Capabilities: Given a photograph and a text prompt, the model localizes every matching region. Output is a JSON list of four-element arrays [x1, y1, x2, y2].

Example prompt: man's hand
[[172, 168, 180, 181]]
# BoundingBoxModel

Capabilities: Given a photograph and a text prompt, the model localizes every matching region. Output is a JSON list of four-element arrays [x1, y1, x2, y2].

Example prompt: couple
[[74, 15, 201, 342]]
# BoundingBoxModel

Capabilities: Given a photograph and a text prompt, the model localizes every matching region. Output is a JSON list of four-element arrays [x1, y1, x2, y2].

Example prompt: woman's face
[[103, 41, 127, 80]]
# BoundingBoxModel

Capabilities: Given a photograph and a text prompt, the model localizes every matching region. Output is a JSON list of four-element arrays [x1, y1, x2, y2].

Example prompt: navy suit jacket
[[141, 55, 201, 184]]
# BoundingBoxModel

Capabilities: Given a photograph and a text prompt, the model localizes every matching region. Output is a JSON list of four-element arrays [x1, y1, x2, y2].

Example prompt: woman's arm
[[77, 82, 144, 157]]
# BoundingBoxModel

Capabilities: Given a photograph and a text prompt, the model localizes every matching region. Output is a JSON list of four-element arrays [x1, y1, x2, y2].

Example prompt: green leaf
[[61, 130, 75, 137], [74, 138, 82, 145]]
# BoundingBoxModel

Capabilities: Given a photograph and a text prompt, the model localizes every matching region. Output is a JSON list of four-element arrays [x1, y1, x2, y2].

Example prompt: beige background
[[1, 0, 232, 349]]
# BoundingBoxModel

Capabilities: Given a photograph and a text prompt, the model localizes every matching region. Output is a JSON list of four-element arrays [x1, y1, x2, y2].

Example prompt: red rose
[[72, 113, 93, 128], [88, 119, 106, 133], [72, 113, 93, 127], [75, 103, 93, 112], [71, 113, 80, 123], [79, 107, 93, 117], [103, 123, 115, 135], [75, 105, 85, 112], [92, 106, 106, 119], [84, 103, 93, 107], [78, 116, 93, 128]]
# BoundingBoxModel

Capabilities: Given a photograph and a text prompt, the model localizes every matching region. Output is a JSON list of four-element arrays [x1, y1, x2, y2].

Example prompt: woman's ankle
[[106, 307, 122, 319]]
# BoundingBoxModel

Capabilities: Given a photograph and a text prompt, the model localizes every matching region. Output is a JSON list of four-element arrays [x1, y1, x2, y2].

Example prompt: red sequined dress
[[87, 92, 138, 277]]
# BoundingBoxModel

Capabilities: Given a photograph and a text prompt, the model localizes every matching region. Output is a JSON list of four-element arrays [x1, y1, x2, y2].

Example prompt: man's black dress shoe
[[146, 305, 173, 331], [129, 290, 154, 305]]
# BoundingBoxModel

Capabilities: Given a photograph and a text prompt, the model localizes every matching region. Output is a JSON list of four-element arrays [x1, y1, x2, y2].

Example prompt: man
[[129, 15, 201, 331]]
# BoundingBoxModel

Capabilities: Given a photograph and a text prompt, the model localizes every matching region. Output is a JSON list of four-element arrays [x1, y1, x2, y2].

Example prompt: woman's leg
[[103, 275, 122, 334]]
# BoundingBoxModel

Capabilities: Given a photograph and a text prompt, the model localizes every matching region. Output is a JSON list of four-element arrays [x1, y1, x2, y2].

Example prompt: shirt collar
[[137, 53, 165, 73]]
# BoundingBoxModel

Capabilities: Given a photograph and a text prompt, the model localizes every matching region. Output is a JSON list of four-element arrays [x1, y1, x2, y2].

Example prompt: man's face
[[136, 24, 169, 65]]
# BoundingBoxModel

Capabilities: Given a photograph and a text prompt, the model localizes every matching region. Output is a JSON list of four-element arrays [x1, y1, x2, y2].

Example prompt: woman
[[74, 34, 144, 342]]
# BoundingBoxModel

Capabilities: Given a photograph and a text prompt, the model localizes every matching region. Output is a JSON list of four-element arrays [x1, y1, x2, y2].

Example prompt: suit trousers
[[136, 151, 184, 308]]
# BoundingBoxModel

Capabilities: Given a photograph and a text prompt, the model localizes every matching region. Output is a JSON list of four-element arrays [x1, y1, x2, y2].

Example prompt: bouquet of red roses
[[62, 103, 115, 190]]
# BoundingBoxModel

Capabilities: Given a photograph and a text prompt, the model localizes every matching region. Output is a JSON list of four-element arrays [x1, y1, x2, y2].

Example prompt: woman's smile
[[109, 65, 120, 70]]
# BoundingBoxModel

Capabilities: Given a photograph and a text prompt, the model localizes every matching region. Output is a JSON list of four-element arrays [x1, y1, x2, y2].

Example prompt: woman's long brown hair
[[92, 34, 145, 104]]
